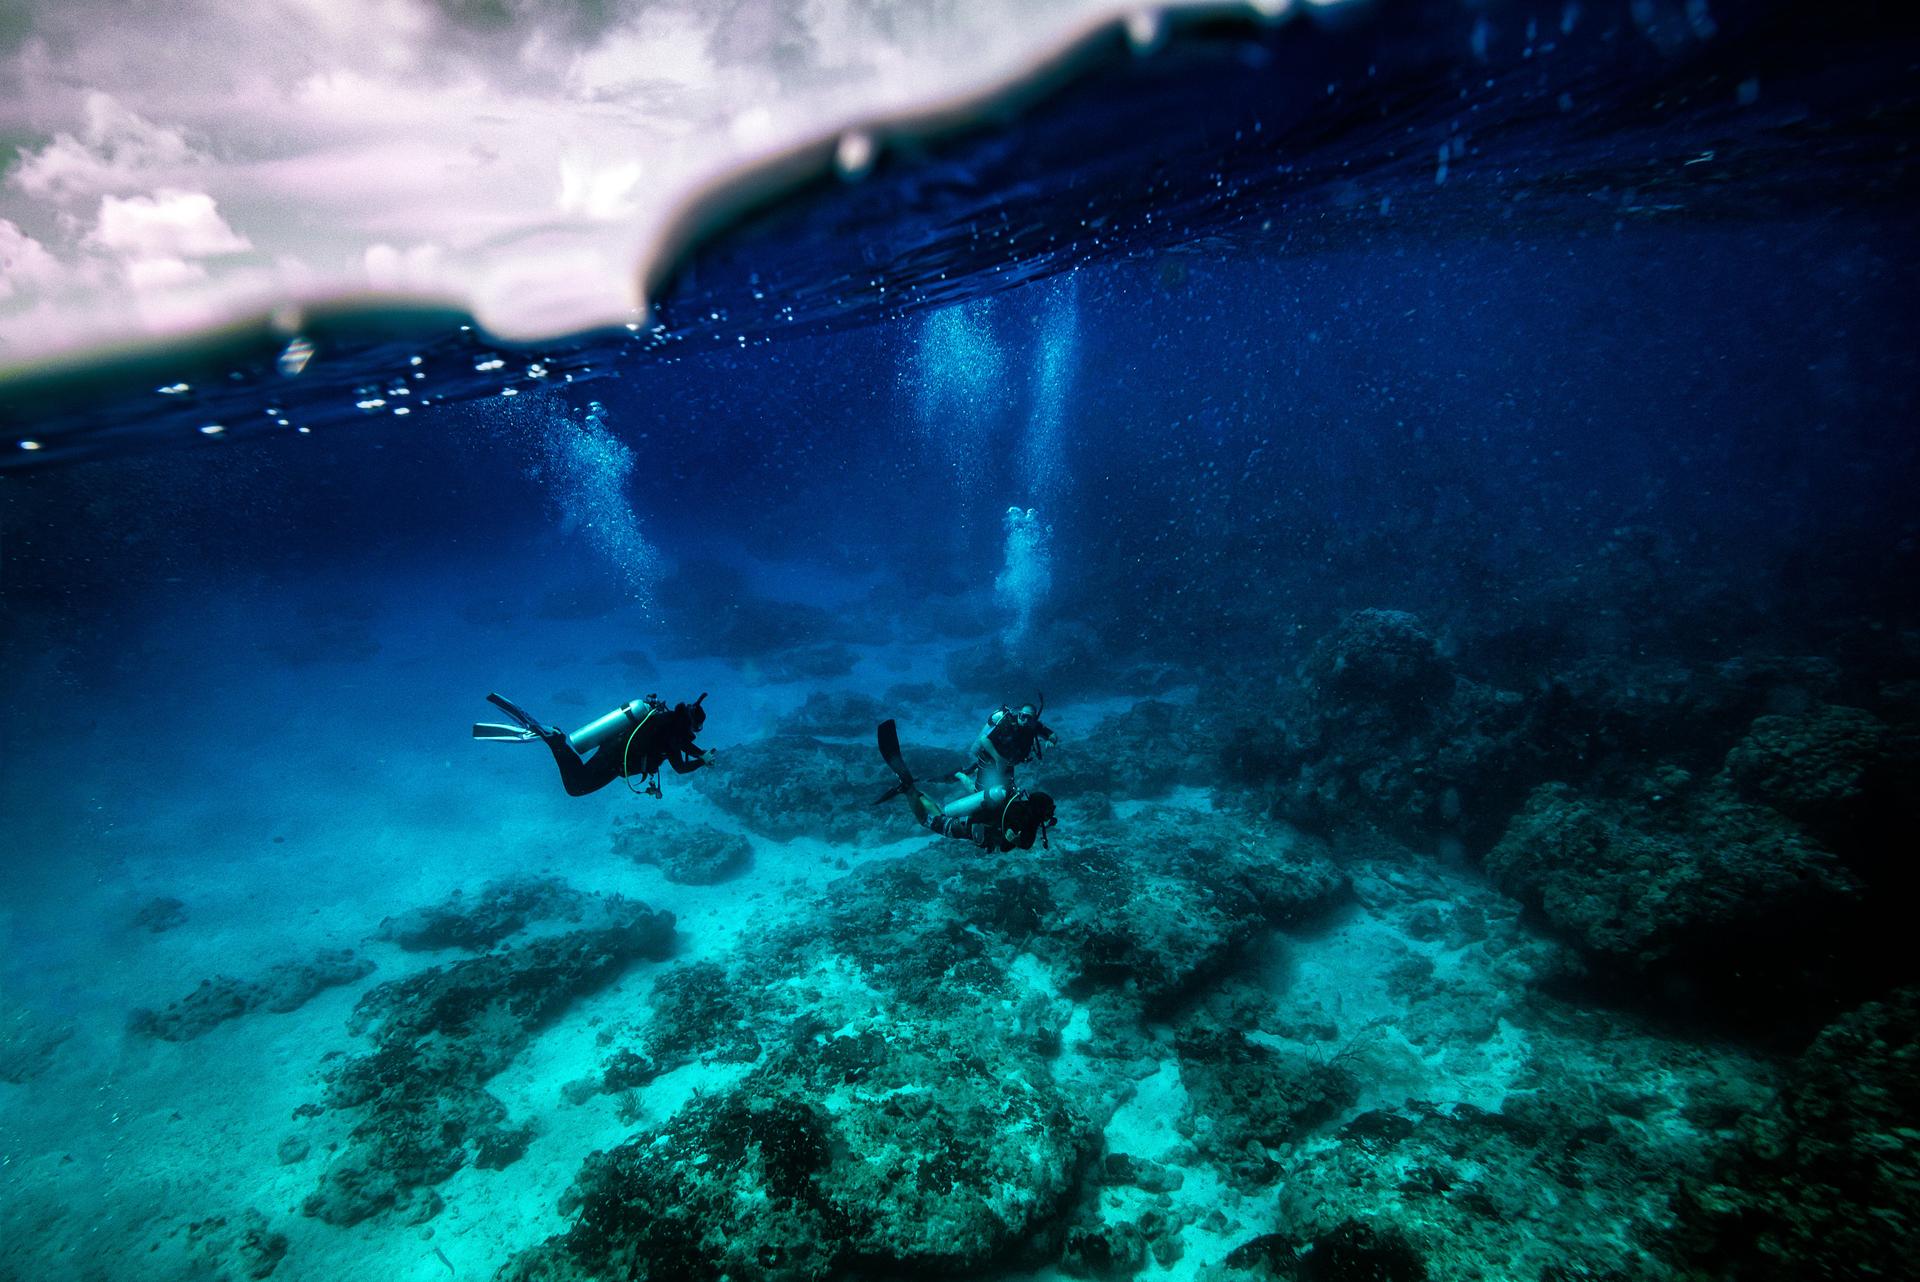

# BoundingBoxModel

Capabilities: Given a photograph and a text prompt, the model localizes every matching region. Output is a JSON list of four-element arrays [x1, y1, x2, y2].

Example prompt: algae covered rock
[[506, 1024, 1093, 1282], [610, 813, 752, 885], [305, 897, 674, 1225], [1303, 607, 1455, 723], [374, 875, 587, 951], [1674, 988, 1920, 1281], [691, 733, 943, 846], [1486, 782, 1863, 1022], [773, 689, 888, 737], [128, 949, 375, 1041]]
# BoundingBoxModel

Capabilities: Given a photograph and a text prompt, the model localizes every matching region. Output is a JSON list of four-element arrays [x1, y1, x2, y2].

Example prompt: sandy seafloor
[[0, 552, 1828, 1282]]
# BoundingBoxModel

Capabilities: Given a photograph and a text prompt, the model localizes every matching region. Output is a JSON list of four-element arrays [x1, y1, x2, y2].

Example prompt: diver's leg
[[543, 733, 617, 797]]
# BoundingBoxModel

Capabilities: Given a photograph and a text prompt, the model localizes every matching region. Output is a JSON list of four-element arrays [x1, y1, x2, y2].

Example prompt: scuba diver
[[474, 691, 714, 798], [878, 719, 1057, 853], [961, 698, 1059, 791]]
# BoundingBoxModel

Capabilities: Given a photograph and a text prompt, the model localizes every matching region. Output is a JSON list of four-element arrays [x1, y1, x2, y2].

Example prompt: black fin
[[486, 692, 544, 733], [874, 719, 916, 805]]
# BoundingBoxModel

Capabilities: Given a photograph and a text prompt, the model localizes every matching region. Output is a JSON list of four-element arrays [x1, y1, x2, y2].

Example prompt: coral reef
[[374, 875, 587, 951], [508, 801, 1347, 1281], [127, 950, 375, 1042], [691, 733, 946, 846], [1219, 609, 1553, 851], [1723, 703, 1919, 870], [772, 689, 888, 738], [609, 814, 753, 884], [1485, 781, 1865, 1025], [1672, 988, 1920, 1281], [303, 897, 674, 1225]]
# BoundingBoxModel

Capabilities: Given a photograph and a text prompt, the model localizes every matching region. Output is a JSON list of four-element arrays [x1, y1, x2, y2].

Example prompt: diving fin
[[474, 722, 540, 742], [873, 719, 917, 804], [485, 692, 554, 738]]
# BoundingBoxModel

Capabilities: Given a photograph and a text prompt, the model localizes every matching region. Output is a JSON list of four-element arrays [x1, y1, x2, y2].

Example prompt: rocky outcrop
[[691, 733, 946, 846], [374, 875, 587, 952], [128, 950, 375, 1042], [1486, 782, 1863, 1025], [610, 815, 753, 885], [1673, 989, 1920, 1281], [303, 898, 675, 1226]]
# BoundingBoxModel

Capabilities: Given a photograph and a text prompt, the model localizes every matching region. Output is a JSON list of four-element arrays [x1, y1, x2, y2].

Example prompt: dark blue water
[[2, 2, 1916, 1279]]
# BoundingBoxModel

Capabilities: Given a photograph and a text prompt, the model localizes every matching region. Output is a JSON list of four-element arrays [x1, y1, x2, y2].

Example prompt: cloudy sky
[[0, 0, 1252, 367]]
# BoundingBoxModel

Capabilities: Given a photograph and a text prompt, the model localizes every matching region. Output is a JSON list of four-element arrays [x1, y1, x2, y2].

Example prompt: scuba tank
[[568, 695, 665, 754]]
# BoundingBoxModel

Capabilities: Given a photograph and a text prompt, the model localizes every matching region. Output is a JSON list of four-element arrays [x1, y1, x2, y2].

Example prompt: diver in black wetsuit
[[476, 692, 714, 798], [911, 784, 1057, 853], [876, 718, 1057, 852], [963, 700, 1059, 791]]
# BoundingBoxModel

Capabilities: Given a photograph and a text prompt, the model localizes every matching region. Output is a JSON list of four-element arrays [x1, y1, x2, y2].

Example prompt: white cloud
[[0, 217, 64, 299], [363, 240, 444, 292], [89, 188, 250, 259], [9, 92, 203, 201], [558, 155, 644, 221], [123, 254, 207, 291]]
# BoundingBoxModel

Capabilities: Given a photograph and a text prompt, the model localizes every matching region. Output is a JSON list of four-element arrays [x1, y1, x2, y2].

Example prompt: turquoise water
[[2, 3, 1916, 1280]]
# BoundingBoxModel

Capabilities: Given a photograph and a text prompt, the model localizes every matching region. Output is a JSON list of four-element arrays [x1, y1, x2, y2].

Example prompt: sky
[[0, 0, 1310, 369]]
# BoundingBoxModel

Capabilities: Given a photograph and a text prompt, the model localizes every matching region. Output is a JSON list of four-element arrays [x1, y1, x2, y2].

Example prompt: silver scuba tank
[[940, 784, 1009, 821], [567, 696, 662, 754]]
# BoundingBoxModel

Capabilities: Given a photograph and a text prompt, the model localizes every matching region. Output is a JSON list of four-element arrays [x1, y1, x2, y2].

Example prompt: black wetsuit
[[544, 707, 707, 797], [925, 813, 1041, 853]]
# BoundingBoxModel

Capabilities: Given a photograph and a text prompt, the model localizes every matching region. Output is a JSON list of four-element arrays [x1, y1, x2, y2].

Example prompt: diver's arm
[[665, 743, 711, 774], [972, 732, 1005, 764]]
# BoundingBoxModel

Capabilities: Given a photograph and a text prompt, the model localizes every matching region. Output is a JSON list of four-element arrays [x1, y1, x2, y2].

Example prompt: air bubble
[[835, 131, 876, 179], [1126, 9, 1163, 52]]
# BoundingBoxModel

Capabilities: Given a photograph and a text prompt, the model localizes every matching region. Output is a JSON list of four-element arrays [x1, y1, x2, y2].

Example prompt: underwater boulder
[[773, 688, 889, 737], [127, 949, 375, 1042], [610, 814, 753, 885], [1671, 987, 1920, 1282], [1723, 704, 1918, 871], [1486, 782, 1866, 1027], [651, 559, 852, 658], [1725, 704, 1887, 821], [945, 619, 1180, 701], [507, 1025, 1093, 1282], [1302, 609, 1455, 728], [1035, 699, 1216, 800], [374, 875, 587, 951]]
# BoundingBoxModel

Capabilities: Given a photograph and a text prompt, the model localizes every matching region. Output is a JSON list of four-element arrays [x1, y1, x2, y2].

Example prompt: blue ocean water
[[2, 2, 1917, 1280]]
